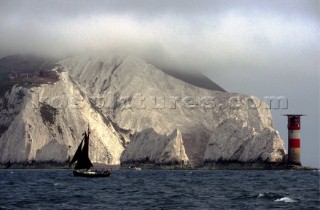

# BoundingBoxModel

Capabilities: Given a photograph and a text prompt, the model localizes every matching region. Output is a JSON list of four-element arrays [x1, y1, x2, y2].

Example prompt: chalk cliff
[[120, 128, 189, 165], [0, 53, 286, 167], [0, 70, 124, 165], [204, 118, 285, 163]]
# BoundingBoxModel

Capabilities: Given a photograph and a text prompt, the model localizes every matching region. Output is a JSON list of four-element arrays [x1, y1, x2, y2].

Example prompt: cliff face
[[0, 69, 124, 165], [58, 53, 286, 166], [120, 128, 189, 165], [204, 118, 285, 163], [0, 53, 286, 166]]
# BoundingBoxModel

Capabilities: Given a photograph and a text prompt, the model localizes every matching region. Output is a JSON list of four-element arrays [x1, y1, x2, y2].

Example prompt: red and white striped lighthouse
[[285, 114, 305, 165]]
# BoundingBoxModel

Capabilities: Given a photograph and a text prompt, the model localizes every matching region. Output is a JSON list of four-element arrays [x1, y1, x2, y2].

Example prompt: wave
[[257, 192, 282, 199], [258, 192, 298, 203], [274, 197, 297, 203]]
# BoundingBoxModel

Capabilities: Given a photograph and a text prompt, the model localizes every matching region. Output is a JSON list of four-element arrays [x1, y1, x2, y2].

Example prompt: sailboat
[[69, 126, 111, 177]]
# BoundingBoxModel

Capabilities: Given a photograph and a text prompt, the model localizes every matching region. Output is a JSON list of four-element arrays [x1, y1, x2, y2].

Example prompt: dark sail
[[69, 137, 84, 167], [70, 131, 93, 170]]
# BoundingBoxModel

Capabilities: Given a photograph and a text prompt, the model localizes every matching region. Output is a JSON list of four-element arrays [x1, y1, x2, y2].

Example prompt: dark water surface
[[0, 169, 319, 209]]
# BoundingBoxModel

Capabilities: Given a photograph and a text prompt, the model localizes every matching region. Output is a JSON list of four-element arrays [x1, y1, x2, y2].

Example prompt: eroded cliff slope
[[58, 53, 286, 166], [0, 53, 286, 167]]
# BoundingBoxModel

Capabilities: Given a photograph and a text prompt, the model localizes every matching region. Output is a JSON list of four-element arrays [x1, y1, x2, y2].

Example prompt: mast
[[180, 136, 183, 168]]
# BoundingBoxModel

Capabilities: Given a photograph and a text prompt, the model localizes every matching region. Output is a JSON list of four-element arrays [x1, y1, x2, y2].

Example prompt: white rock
[[0, 53, 286, 166], [120, 128, 189, 165], [59, 53, 285, 166], [0, 72, 124, 165], [204, 118, 285, 163]]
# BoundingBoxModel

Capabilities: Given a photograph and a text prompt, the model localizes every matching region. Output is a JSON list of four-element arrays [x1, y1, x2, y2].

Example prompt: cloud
[[0, 0, 318, 65]]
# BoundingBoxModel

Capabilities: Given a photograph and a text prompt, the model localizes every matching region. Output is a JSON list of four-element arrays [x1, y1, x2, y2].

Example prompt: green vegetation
[[39, 103, 58, 125], [121, 163, 194, 170], [0, 160, 70, 169], [0, 72, 16, 96], [57, 125, 63, 135], [0, 125, 9, 137], [0, 54, 60, 97]]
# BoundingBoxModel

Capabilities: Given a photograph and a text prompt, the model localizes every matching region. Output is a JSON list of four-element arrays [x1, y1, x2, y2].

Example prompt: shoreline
[[0, 161, 318, 171]]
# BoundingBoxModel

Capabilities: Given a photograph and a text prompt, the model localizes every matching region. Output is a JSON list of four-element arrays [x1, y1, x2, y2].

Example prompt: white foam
[[258, 193, 265, 198], [274, 197, 297, 203]]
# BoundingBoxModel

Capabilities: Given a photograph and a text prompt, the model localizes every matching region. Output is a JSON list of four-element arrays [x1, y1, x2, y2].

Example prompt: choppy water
[[0, 169, 319, 209]]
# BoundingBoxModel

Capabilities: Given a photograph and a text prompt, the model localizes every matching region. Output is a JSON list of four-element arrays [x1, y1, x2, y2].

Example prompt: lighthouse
[[284, 114, 305, 166]]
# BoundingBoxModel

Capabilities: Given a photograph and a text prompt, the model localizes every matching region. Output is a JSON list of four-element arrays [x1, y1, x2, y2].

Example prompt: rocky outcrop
[[204, 118, 285, 164], [120, 128, 189, 165]]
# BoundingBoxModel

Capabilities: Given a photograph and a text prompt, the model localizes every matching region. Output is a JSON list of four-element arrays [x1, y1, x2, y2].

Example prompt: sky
[[0, 0, 319, 167]]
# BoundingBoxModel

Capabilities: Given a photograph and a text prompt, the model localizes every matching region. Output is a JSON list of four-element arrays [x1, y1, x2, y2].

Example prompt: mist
[[0, 0, 319, 167], [0, 1, 318, 70]]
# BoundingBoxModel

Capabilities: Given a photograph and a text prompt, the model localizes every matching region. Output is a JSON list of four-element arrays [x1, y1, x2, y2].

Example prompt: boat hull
[[73, 169, 111, 177]]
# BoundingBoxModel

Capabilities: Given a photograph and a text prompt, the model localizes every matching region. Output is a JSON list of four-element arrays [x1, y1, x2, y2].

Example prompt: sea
[[0, 169, 319, 210]]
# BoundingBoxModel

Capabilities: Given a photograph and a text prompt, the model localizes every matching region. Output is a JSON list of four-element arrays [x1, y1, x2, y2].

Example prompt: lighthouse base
[[287, 161, 302, 166]]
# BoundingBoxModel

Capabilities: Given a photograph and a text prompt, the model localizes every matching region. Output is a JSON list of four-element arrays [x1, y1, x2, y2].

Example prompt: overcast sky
[[0, 0, 319, 167]]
